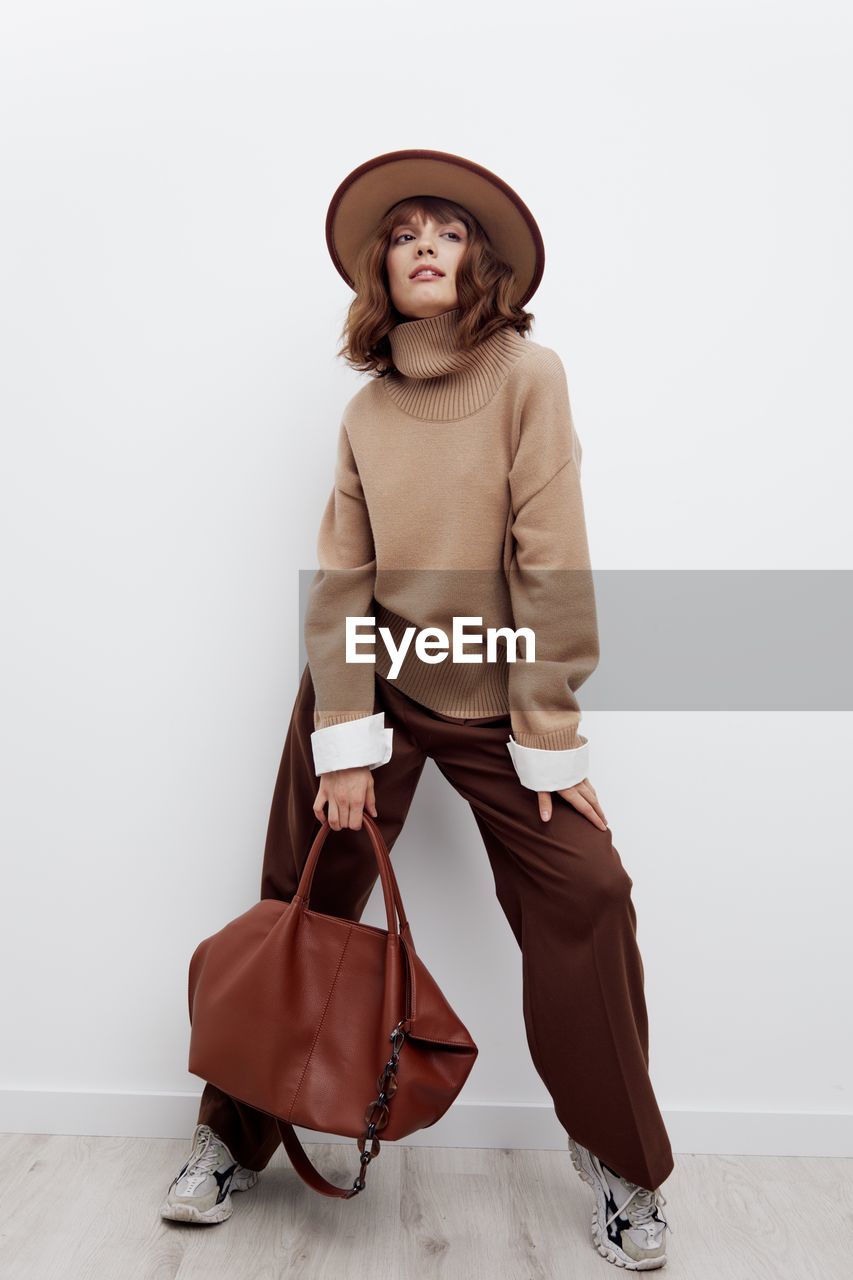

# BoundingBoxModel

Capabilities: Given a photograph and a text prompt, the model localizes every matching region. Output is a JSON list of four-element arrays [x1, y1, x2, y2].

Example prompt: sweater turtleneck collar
[[383, 306, 527, 421], [387, 307, 471, 379]]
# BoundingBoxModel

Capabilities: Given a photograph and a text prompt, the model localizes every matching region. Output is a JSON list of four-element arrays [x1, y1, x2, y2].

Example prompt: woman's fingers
[[314, 772, 377, 831], [573, 779, 608, 827], [325, 796, 336, 831], [534, 779, 609, 830], [573, 794, 605, 829], [558, 781, 608, 830], [345, 800, 364, 830]]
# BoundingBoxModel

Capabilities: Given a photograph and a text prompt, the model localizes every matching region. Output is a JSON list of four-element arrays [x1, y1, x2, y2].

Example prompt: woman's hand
[[537, 779, 608, 830], [314, 766, 378, 832]]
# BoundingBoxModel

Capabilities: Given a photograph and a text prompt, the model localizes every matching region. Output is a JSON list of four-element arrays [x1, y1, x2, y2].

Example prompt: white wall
[[1, 0, 851, 1157]]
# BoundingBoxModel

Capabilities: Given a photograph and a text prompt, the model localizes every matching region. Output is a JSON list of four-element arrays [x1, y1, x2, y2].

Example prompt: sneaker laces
[[605, 1182, 672, 1236], [182, 1126, 227, 1190]]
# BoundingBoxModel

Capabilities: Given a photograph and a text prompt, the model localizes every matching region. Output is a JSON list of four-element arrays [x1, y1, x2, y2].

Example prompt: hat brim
[[326, 148, 545, 308]]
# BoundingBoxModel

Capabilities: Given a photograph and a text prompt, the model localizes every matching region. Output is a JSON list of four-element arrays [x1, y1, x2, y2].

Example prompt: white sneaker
[[159, 1123, 260, 1224], [568, 1136, 671, 1270]]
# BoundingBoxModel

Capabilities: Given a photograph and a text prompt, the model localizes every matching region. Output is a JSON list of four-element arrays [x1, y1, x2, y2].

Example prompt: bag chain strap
[[350, 1018, 408, 1195]]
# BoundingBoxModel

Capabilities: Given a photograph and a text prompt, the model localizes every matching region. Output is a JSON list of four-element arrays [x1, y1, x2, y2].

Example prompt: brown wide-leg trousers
[[196, 661, 675, 1192]]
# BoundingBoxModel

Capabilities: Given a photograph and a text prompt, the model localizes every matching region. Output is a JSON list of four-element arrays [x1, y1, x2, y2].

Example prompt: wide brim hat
[[325, 148, 545, 308]]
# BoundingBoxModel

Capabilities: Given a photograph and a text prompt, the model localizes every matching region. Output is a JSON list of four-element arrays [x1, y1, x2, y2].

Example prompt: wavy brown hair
[[338, 195, 535, 377]]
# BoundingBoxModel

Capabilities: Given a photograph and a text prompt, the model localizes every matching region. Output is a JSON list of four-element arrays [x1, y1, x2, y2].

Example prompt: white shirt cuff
[[311, 713, 394, 776], [505, 736, 590, 791]]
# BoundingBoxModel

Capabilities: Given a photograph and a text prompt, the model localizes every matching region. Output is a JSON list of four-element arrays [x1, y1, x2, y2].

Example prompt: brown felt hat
[[325, 148, 545, 308]]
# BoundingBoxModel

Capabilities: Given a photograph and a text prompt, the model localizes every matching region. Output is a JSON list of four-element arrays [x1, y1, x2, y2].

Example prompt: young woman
[[160, 149, 674, 1271]]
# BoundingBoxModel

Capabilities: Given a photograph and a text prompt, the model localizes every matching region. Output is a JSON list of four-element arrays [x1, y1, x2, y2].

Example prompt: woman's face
[[385, 211, 468, 319]]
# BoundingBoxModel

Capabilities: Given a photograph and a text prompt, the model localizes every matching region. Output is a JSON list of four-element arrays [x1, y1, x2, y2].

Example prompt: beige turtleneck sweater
[[304, 306, 600, 791]]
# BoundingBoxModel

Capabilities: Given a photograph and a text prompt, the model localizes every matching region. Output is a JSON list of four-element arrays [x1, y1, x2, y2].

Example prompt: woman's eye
[[393, 230, 464, 244]]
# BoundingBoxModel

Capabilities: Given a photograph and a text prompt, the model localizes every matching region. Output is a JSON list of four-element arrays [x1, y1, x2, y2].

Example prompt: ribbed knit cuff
[[511, 726, 588, 751], [314, 709, 377, 730]]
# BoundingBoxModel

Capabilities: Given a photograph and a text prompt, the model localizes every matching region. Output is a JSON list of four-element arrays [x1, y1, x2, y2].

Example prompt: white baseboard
[[0, 1090, 851, 1159]]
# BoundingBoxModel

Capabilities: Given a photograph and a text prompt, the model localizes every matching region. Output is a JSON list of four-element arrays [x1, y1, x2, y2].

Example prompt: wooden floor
[[1, 1133, 850, 1279]]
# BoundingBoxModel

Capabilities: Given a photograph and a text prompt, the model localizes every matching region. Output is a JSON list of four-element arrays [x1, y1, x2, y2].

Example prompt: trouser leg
[[194, 661, 427, 1170], [375, 675, 674, 1192], [468, 808, 672, 1191]]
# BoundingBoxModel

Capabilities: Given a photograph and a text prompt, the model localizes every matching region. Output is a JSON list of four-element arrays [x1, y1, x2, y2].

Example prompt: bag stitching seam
[[287, 923, 354, 1118]]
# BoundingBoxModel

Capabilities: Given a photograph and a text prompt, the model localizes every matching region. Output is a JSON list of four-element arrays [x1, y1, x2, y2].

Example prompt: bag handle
[[280, 813, 413, 1198], [294, 813, 411, 939]]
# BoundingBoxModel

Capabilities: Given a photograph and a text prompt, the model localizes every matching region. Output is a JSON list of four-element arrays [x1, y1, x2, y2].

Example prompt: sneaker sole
[[159, 1166, 260, 1225], [568, 1138, 666, 1271]]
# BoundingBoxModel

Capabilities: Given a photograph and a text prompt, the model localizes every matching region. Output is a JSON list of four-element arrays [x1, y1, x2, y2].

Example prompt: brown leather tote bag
[[187, 813, 478, 1199]]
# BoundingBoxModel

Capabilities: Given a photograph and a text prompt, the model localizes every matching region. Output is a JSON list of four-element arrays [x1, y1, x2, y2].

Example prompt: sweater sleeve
[[504, 351, 600, 791], [304, 418, 393, 775]]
